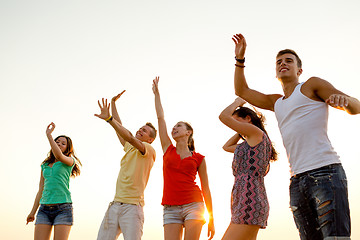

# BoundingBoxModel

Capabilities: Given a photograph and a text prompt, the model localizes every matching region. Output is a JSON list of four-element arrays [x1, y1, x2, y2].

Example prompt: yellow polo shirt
[[114, 141, 156, 206]]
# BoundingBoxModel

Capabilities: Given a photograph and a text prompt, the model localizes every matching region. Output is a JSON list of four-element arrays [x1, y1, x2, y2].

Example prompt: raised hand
[[112, 90, 126, 103], [94, 98, 111, 120], [46, 122, 55, 136], [152, 76, 160, 94], [232, 33, 247, 59]]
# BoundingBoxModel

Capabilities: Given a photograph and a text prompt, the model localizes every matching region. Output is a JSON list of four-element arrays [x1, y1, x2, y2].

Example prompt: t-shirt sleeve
[[194, 152, 205, 167], [123, 141, 131, 152], [143, 142, 156, 161], [164, 144, 174, 156]]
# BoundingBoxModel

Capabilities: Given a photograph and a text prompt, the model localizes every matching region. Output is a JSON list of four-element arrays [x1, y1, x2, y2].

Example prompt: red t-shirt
[[162, 144, 204, 205]]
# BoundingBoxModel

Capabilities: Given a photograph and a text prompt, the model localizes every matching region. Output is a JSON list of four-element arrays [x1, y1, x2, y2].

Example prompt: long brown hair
[[42, 135, 82, 177], [232, 107, 278, 161], [179, 121, 195, 152]]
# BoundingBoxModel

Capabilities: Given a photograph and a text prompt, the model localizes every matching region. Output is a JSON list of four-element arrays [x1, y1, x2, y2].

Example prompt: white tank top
[[274, 82, 340, 176]]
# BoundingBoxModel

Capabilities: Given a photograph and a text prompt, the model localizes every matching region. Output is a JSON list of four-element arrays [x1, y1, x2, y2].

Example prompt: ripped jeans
[[289, 163, 351, 240]]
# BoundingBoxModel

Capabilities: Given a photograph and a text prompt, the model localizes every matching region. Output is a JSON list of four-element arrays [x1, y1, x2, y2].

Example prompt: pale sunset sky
[[1, 0, 359, 239]]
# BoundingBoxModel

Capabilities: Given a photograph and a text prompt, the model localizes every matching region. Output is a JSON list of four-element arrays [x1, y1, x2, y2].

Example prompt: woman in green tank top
[[26, 122, 81, 240]]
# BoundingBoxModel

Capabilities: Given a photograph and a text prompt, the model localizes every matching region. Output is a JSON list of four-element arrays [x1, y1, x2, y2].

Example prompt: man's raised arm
[[111, 90, 129, 146], [233, 33, 281, 111], [95, 98, 146, 154]]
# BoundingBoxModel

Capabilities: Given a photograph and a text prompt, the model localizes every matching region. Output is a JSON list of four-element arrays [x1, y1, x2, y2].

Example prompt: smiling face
[[135, 125, 154, 143], [171, 122, 190, 139], [275, 53, 303, 80], [55, 136, 68, 153]]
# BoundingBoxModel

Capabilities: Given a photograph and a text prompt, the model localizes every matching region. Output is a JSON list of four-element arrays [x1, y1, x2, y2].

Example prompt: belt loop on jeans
[[104, 201, 115, 229], [292, 163, 342, 179]]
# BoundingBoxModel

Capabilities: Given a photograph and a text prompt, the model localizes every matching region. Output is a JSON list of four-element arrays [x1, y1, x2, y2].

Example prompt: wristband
[[235, 57, 245, 63], [235, 64, 245, 68], [105, 115, 113, 122]]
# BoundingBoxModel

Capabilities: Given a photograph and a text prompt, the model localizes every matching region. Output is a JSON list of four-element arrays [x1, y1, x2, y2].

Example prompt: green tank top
[[40, 160, 74, 204]]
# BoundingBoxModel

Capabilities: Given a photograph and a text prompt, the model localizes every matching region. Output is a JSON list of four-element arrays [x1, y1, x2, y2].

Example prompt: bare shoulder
[[268, 94, 283, 110], [302, 77, 345, 101], [270, 93, 283, 102]]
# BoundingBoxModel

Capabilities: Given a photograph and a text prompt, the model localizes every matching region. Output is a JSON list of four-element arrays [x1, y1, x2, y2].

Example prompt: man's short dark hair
[[277, 49, 302, 68]]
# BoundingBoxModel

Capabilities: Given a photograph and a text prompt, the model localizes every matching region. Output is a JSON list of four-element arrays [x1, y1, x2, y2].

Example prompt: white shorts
[[97, 202, 144, 240], [163, 202, 205, 225]]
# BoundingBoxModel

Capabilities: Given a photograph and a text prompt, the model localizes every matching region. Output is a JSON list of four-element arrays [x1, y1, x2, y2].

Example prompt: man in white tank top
[[231, 33, 360, 240]]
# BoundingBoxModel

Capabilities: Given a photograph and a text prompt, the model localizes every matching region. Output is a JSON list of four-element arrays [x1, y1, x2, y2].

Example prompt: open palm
[[232, 33, 247, 58], [94, 98, 110, 120]]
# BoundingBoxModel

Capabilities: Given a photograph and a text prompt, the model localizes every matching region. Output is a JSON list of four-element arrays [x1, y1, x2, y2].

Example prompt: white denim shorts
[[97, 202, 144, 240], [163, 202, 205, 225]]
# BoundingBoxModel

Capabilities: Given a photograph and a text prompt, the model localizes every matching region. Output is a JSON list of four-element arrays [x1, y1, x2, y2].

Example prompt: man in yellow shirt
[[95, 91, 157, 240]]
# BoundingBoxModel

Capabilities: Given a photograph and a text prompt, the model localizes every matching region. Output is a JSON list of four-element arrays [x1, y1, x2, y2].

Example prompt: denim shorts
[[163, 202, 205, 225], [289, 164, 350, 240], [35, 203, 73, 226]]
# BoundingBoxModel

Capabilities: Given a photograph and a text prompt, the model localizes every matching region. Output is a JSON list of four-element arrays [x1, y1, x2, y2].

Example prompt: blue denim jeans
[[289, 164, 350, 240]]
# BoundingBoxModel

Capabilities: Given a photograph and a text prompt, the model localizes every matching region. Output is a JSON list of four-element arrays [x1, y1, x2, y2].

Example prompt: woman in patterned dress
[[219, 97, 277, 240]]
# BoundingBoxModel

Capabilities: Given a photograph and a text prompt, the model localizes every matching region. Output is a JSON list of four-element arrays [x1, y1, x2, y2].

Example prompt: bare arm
[[46, 123, 74, 166], [111, 90, 129, 146], [95, 98, 146, 154], [232, 34, 282, 111], [198, 159, 215, 240], [304, 77, 360, 115], [26, 171, 44, 224], [219, 97, 263, 146], [152, 77, 172, 153], [223, 133, 242, 153]]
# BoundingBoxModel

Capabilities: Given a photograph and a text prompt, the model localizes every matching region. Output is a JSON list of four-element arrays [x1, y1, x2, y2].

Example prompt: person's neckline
[[282, 82, 302, 100]]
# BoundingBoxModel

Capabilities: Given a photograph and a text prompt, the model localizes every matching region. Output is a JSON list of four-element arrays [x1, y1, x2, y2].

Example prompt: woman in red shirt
[[152, 77, 215, 240]]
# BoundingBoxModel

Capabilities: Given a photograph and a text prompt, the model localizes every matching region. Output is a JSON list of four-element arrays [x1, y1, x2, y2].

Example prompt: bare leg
[[53, 225, 71, 240], [164, 223, 183, 240], [183, 220, 204, 240], [34, 224, 52, 240], [221, 223, 260, 240]]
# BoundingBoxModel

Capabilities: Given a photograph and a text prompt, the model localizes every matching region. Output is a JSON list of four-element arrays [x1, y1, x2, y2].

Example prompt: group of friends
[[26, 33, 360, 240]]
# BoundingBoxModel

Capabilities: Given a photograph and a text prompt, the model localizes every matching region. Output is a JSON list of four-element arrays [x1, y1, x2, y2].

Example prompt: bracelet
[[235, 64, 245, 68], [235, 57, 245, 63], [105, 115, 113, 122]]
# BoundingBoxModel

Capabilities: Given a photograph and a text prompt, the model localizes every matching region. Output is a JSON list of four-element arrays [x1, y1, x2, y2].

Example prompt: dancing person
[[219, 97, 277, 240], [95, 92, 157, 240], [152, 77, 215, 240], [26, 122, 81, 240], [232, 33, 360, 239]]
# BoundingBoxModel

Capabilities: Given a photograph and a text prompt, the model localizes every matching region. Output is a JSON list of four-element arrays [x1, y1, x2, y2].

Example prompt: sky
[[1, 0, 359, 239]]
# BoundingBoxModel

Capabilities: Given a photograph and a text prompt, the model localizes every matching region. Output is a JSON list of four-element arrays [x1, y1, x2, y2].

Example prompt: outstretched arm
[[46, 123, 74, 166], [219, 97, 263, 146], [26, 171, 44, 224], [152, 77, 172, 153], [232, 34, 282, 111], [95, 98, 146, 154], [198, 159, 215, 240], [111, 90, 130, 146], [305, 77, 360, 115]]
